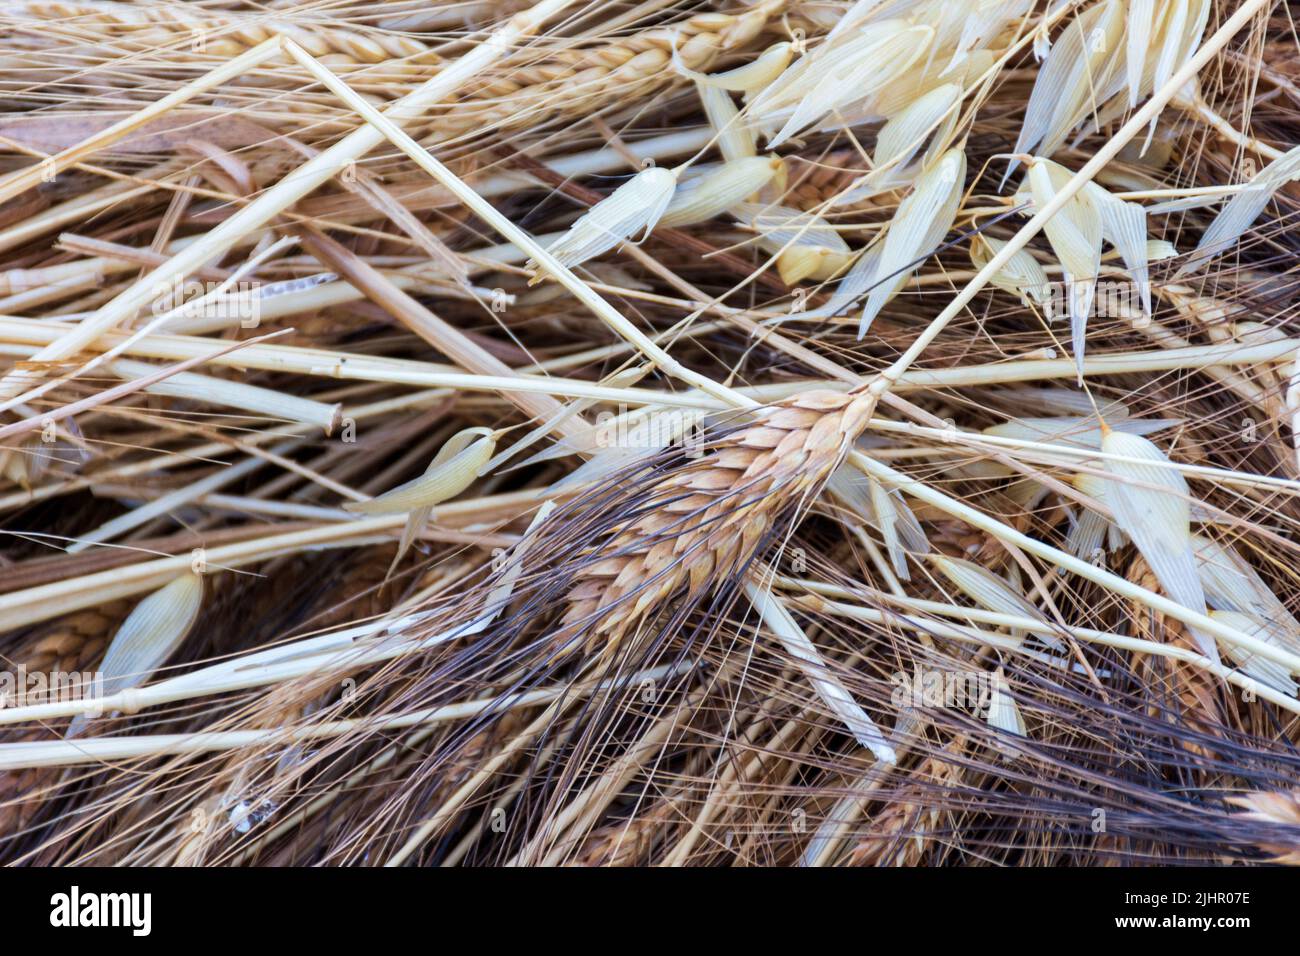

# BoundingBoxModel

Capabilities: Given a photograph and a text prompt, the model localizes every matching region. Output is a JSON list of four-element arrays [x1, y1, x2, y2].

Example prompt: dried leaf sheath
[[562, 390, 876, 645]]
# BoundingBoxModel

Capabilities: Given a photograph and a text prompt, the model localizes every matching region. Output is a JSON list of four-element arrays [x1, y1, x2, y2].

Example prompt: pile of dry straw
[[0, 0, 1298, 865]]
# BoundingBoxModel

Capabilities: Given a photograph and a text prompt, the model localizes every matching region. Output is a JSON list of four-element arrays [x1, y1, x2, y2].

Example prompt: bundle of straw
[[0, 0, 1298, 868]]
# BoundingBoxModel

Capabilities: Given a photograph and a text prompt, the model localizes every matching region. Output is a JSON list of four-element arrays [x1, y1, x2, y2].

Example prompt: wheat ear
[[563, 388, 874, 644]]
